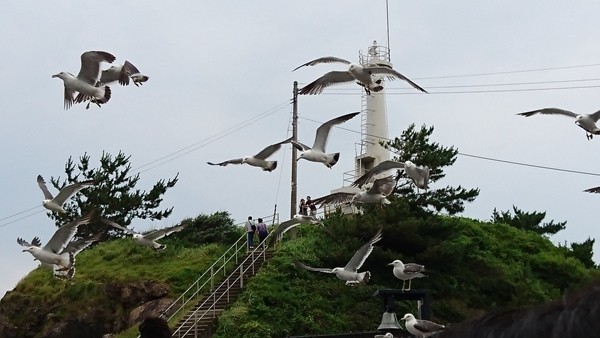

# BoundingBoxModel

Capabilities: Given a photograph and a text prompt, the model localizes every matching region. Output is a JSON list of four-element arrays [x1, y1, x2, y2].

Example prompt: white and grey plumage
[[101, 219, 187, 250], [291, 112, 359, 168], [374, 334, 395, 338], [353, 160, 429, 190], [45, 229, 104, 278], [311, 176, 396, 209], [98, 60, 149, 87], [389, 259, 427, 291], [294, 228, 382, 286], [294, 56, 427, 95], [401, 313, 445, 338], [17, 214, 93, 278], [52, 51, 116, 109], [517, 107, 600, 140], [37, 175, 96, 214], [268, 214, 321, 246], [207, 137, 292, 172]]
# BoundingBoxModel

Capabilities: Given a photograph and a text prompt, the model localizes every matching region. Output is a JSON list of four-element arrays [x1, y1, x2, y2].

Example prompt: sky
[[2, 1, 600, 297]]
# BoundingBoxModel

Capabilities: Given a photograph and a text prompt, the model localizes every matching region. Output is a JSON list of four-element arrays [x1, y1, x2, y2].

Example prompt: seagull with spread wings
[[17, 213, 93, 279], [294, 228, 382, 286], [389, 259, 427, 291], [293, 56, 427, 95], [353, 160, 429, 190], [291, 112, 359, 168], [52, 51, 116, 109], [517, 107, 600, 140], [101, 219, 187, 251], [401, 313, 446, 338], [268, 214, 321, 246], [312, 176, 396, 209], [37, 175, 96, 214], [207, 137, 292, 172]]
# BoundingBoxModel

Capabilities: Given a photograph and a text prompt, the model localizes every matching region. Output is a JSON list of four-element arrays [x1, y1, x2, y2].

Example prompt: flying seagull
[[44, 228, 105, 279], [294, 228, 382, 286], [583, 186, 600, 194], [207, 137, 292, 172], [75, 60, 150, 108], [291, 112, 359, 168], [37, 175, 96, 214], [312, 176, 396, 208], [17, 213, 93, 279], [401, 313, 446, 338], [101, 219, 188, 250], [353, 160, 430, 190], [268, 214, 321, 246], [293, 56, 427, 95], [389, 259, 427, 291], [52, 51, 116, 110], [517, 107, 600, 140]]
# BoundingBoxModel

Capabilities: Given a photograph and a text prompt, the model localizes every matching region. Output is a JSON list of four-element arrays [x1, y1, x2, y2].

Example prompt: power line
[[298, 116, 600, 177]]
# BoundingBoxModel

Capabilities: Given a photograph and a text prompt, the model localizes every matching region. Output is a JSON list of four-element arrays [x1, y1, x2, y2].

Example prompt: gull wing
[[312, 112, 359, 152], [270, 219, 301, 240], [344, 228, 382, 272], [98, 65, 125, 86], [100, 218, 137, 235], [352, 160, 405, 188], [589, 109, 600, 122], [414, 319, 445, 333], [366, 66, 427, 93], [144, 223, 188, 241], [77, 51, 116, 85], [299, 71, 355, 95], [63, 86, 76, 110], [44, 214, 92, 254], [292, 56, 351, 71], [207, 158, 244, 166], [37, 175, 54, 200], [290, 140, 311, 151], [404, 263, 426, 273], [584, 186, 600, 193], [294, 260, 334, 274], [53, 180, 95, 205], [367, 176, 395, 196], [517, 107, 578, 119], [311, 192, 354, 207], [17, 237, 42, 247], [62, 230, 104, 256], [254, 136, 293, 159]]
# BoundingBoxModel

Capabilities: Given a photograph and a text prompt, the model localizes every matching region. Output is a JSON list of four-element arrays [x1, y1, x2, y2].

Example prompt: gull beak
[[51, 74, 59, 78], [387, 262, 393, 265]]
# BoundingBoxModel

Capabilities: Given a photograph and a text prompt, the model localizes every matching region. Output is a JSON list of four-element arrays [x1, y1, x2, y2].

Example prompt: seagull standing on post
[[389, 259, 427, 291], [401, 313, 446, 338]]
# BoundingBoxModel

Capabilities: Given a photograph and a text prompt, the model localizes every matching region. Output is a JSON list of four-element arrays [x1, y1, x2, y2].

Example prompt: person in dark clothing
[[256, 218, 268, 248]]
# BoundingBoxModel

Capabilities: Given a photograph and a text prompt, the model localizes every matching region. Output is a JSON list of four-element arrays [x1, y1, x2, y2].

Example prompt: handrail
[[171, 245, 272, 338], [135, 213, 278, 338]]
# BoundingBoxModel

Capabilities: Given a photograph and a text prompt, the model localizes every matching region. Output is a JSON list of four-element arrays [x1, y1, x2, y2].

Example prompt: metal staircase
[[146, 214, 278, 338]]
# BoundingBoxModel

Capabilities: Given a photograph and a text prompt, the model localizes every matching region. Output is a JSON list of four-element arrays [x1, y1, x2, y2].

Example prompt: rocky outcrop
[[0, 280, 173, 338]]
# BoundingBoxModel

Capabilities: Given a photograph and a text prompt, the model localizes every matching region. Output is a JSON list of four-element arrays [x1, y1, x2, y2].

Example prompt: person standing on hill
[[245, 216, 256, 250], [256, 218, 269, 248], [306, 196, 317, 216], [299, 198, 307, 215]]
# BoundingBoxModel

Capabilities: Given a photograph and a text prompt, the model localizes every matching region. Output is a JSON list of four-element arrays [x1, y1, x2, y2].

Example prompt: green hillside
[[1, 207, 598, 338]]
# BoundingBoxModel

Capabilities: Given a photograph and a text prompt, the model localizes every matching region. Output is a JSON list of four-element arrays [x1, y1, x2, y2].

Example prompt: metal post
[[290, 81, 299, 239]]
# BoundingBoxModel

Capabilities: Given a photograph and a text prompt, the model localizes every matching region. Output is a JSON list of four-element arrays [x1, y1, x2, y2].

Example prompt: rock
[[128, 298, 175, 326]]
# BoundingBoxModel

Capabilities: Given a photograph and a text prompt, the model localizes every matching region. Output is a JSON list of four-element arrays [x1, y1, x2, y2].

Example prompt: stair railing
[[171, 235, 274, 338], [155, 214, 278, 325]]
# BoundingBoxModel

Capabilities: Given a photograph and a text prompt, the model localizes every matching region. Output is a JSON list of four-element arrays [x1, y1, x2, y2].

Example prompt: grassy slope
[[2, 237, 229, 337], [212, 212, 600, 338]]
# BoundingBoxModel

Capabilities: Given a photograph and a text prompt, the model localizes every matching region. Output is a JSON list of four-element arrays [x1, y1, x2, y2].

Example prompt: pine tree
[[383, 123, 479, 215], [491, 206, 566, 236], [47, 151, 178, 238]]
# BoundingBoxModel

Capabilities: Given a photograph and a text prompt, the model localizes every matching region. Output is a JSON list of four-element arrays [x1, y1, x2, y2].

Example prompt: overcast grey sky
[[2, 1, 600, 297]]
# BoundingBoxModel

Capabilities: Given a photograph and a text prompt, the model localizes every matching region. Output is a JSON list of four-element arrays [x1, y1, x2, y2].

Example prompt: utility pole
[[290, 81, 298, 239]]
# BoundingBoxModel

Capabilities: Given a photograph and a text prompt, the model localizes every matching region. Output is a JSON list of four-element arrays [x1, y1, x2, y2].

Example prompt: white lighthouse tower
[[327, 41, 391, 211]]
